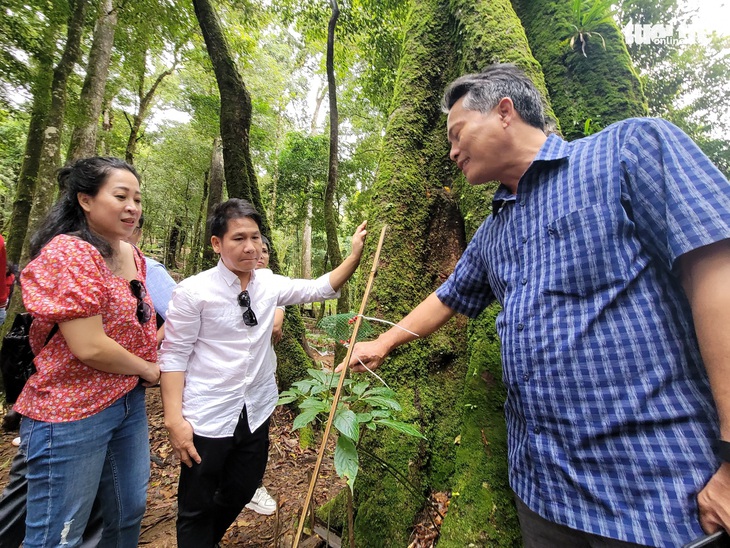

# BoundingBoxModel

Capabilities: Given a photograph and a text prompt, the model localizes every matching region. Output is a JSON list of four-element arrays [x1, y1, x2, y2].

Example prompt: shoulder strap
[[43, 324, 58, 347]]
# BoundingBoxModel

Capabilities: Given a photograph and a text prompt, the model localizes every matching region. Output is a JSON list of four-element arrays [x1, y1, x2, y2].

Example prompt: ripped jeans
[[20, 385, 149, 548]]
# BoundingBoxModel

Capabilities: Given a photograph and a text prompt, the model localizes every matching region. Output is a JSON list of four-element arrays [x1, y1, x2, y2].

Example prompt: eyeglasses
[[237, 290, 258, 327], [129, 280, 153, 324]]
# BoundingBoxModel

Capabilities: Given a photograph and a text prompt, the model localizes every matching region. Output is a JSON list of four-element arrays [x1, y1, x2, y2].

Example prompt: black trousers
[[515, 495, 649, 548], [176, 408, 270, 548], [0, 446, 103, 548]]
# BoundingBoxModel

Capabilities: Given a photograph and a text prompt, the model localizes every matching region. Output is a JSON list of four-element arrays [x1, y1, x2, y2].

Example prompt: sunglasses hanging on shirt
[[129, 280, 153, 325], [237, 290, 258, 327]]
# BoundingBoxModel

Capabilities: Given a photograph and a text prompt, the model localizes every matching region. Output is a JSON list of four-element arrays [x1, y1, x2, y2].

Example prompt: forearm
[[59, 319, 155, 378], [161, 371, 186, 428], [328, 252, 362, 291], [682, 240, 730, 439], [380, 292, 456, 352]]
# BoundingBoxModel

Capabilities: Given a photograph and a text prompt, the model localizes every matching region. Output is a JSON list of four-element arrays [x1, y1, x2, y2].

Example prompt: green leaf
[[362, 396, 402, 411], [334, 435, 359, 492], [292, 379, 316, 394], [375, 419, 426, 439], [351, 381, 370, 396], [292, 408, 320, 430], [334, 408, 359, 443], [277, 392, 299, 405], [362, 386, 396, 398], [298, 398, 329, 412], [307, 368, 337, 386], [355, 412, 372, 423], [370, 409, 390, 418], [366, 422, 377, 431]]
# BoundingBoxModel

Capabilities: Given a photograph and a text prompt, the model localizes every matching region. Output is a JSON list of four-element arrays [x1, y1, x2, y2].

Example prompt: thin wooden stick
[[293, 225, 387, 548]]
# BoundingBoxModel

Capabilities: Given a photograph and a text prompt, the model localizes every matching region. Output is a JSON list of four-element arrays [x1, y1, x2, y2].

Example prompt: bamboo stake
[[293, 225, 388, 548]]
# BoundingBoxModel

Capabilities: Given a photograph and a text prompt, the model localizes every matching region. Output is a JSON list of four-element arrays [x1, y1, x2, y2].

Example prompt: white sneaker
[[245, 486, 276, 515]]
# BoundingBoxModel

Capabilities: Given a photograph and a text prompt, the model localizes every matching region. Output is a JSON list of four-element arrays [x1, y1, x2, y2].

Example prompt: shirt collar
[[215, 259, 257, 288], [491, 133, 571, 216]]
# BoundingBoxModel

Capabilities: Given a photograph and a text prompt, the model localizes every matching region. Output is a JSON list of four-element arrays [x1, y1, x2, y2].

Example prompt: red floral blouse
[[15, 235, 157, 422]]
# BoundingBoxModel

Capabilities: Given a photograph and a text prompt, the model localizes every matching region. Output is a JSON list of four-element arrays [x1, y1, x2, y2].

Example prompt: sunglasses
[[237, 290, 258, 327], [129, 280, 153, 325]]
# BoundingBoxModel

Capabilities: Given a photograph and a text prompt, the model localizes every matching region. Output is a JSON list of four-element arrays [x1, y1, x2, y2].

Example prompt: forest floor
[[0, 360, 344, 547]]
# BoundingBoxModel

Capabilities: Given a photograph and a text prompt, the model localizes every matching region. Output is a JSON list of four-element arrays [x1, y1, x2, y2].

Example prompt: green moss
[[275, 307, 314, 391], [299, 425, 316, 450], [438, 304, 520, 547], [511, 0, 647, 139]]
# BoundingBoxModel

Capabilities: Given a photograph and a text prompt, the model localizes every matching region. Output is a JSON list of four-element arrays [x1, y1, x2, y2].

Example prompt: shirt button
[[523, 373, 530, 382], [521, 278, 527, 285], [533, 426, 541, 435], [522, 236, 528, 243], [517, 323, 525, 331]]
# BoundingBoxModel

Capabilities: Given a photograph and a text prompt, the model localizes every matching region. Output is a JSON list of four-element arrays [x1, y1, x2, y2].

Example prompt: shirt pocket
[[542, 204, 628, 297]]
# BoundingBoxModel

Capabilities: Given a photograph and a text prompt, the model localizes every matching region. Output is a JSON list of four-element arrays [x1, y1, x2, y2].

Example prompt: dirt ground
[[0, 388, 344, 548]]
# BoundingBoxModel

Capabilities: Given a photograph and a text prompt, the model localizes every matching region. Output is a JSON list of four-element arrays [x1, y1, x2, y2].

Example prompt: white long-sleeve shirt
[[159, 260, 338, 437]]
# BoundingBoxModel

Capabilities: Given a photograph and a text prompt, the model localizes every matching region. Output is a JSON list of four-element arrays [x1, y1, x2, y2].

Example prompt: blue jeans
[[20, 385, 149, 548]]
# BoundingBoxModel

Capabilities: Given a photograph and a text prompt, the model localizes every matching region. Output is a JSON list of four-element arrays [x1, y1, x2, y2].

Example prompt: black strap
[[43, 324, 59, 347]]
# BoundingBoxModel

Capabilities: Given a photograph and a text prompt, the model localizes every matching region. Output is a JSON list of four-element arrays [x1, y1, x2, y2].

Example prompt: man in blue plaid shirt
[[340, 64, 730, 547]]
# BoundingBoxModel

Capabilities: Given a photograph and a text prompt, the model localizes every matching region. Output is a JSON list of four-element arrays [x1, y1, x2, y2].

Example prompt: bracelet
[[718, 440, 730, 463]]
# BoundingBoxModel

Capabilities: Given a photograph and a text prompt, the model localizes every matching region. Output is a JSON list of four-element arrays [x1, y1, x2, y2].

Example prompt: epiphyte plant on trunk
[[567, 0, 615, 56]]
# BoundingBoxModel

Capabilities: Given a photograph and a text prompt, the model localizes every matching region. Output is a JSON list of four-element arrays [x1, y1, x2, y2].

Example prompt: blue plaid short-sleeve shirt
[[436, 118, 730, 546]]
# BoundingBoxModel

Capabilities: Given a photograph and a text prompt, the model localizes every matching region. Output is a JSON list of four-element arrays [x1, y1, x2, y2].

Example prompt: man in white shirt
[[159, 198, 367, 547]]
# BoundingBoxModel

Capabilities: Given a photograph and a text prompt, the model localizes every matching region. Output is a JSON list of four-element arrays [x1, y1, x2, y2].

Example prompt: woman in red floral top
[[16, 157, 160, 548]]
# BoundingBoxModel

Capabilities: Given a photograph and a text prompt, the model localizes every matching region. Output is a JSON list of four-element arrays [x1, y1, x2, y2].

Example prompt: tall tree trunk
[[5, 19, 61, 267], [347, 0, 551, 545], [188, 171, 209, 276], [324, 0, 348, 320], [191, 0, 269, 237], [67, 0, 118, 161], [203, 137, 224, 269], [21, 0, 90, 265], [511, 0, 647, 139]]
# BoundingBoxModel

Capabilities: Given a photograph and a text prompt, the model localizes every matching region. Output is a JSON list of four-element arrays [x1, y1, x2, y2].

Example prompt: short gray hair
[[441, 63, 546, 130]]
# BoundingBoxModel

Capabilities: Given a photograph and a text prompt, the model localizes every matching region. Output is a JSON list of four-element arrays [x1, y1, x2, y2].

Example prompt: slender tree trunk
[[21, 0, 91, 265], [301, 192, 313, 279], [203, 137, 224, 268], [125, 56, 175, 165], [324, 0, 349, 364], [5, 19, 60, 267], [188, 171, 209, 276], [67, 0, 118, 161]]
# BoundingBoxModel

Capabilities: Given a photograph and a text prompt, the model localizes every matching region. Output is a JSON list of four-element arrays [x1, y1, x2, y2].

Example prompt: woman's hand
[[139, 360, 161, 387]]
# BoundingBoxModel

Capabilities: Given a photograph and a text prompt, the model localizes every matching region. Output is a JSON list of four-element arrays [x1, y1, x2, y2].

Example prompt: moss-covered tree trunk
[[511, 0, 647, 139], [340, 0, 558, 546]]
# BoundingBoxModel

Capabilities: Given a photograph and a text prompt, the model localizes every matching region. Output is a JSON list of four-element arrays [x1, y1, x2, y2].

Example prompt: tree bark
[[67, 0, 118, 161], [348, 0, 550, 545], [202, 137, 224, 269], [191, 0, 269, 237], [21, 0, 91, 264], [324, 0, 348, 327], [511, 0, 647, 139], [4, 19, 60, 267]]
